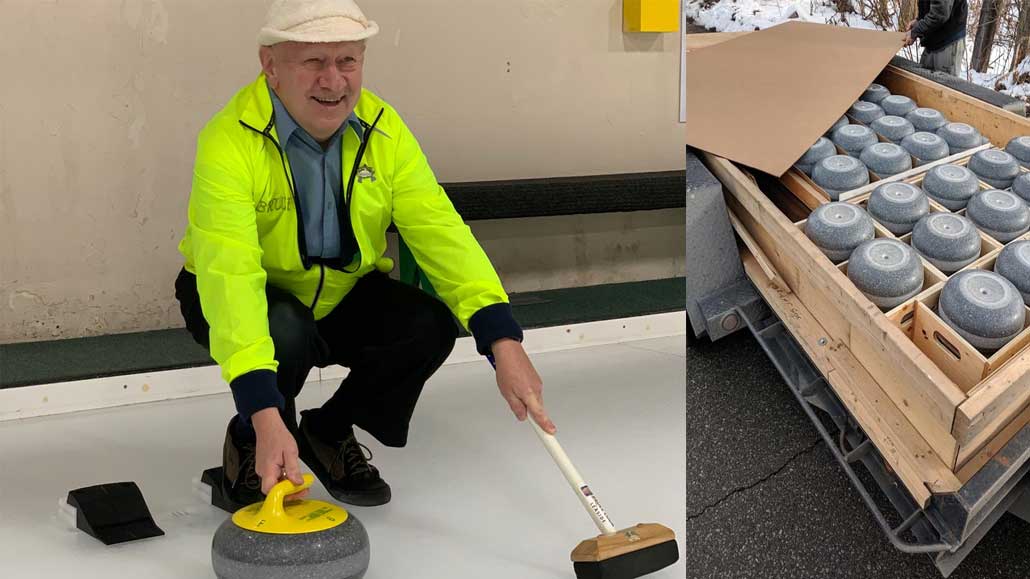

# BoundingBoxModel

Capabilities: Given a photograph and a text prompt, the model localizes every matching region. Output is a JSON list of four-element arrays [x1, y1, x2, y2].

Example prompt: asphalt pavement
[[685, 329, 1030, 579]]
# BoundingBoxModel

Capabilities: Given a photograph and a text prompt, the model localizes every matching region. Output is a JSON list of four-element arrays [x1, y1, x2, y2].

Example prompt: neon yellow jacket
[[178, 74, 519, 417]]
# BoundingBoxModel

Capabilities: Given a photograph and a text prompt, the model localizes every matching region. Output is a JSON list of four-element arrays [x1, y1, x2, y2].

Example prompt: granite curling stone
[[862, 83, 890, 104], [867, 182, 930, 235], [826, 115, 849, 136], [995, 240, 1030, 306], [939, 270, 1026, 352], [832, 124, 878, 158], [870, 115, 915, 144], [860, 142, 912, 177], [794, 137, 837, 176], [911, 213, 982, 273], [847, 238, 924, 310], [804, 202, 875, 262], [901, 132, 950, 165], [968, 149, 1021, 189], [937, 122, 986, 154], [812, 155, 870, 200], [966, 189, 1030, 243], [921, 164, 981, 210], [1011, 173, 1030, 205], [212, 474, 370, 579], [849, 101, 885, 124], [905, 107, 947, 132], [1005, 136, 1030, 169], [881, 94, 917, 117]]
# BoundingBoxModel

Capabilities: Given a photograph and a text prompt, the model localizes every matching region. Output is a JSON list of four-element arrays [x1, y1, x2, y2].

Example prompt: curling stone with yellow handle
[[211, 474, 370, 579]]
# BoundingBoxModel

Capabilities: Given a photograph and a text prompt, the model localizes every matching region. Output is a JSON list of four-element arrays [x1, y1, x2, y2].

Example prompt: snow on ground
[[684, 0, 878, 33]]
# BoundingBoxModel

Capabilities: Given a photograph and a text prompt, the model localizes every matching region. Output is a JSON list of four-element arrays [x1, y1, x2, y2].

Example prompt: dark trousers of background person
[[173, 267, 458, 447]]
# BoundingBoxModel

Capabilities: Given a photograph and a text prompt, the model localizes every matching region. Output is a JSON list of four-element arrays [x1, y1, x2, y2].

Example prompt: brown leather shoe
[[220, 416, 265, 510], [297, 410, 392, 506]]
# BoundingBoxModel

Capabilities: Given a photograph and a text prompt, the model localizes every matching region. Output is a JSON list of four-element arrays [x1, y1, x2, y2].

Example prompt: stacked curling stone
[[847, 238, 925, 310], [871, 115, 915, 145], [862, 83, 890, 104], [812, 155, 870, 200], [905, 107, 947, 133], [866, 182, 930, 235], [849, 101, 885, 124], [794, 137, 837, 177], [880, 95, 917, 117], [966, 189, 1030, 243], [860, 142, 912, 177], [911, 212, 982, 273], [1012, 173, 1030, 205], [937, 122, 986, 155], [901, 132, 950, 165], [921, 164, 980, 210], [995, 240, 1030, 306], [1005, 136, 1030, 169], [967, 149, 1021, 189], [938, 270, 1027, 354], [832, 124, 878, 158], [804, 202, 875, 263]]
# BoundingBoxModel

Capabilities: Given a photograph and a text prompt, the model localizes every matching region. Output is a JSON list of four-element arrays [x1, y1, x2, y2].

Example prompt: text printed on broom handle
[[530, 419, 618, 535]]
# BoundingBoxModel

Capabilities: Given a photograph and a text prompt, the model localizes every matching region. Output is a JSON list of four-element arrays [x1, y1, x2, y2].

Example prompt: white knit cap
[[258, 0, 379, 46]]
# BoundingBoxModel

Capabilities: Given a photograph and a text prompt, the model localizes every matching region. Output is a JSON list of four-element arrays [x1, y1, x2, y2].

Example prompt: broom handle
[[529, 418, 618, 535]]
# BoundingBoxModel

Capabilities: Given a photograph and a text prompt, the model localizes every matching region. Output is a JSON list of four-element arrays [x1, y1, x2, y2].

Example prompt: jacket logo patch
[[357, 164, 376, 183], [256, 196, 294, 213]]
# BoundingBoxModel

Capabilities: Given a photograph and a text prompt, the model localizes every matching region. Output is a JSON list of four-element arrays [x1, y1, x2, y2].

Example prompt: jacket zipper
[[338, 108, 385, 274]]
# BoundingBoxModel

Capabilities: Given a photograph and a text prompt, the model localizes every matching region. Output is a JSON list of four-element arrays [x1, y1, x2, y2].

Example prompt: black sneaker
[[297, 410, 392, 506], [219, 416, 265, 511]]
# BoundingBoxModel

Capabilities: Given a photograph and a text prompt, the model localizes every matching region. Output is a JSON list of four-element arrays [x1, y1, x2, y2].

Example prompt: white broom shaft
[[530, 418, 618, 535]]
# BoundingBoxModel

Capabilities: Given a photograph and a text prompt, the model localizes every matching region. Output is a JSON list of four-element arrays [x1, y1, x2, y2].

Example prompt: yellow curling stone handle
[[231, 473, 349, 534]]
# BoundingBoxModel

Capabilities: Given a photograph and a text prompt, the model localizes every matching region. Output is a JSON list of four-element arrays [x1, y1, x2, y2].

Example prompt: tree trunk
[[900, 0, 919, 31], [971, 0, 1008, 73], [1010, 0, 1030, 71]]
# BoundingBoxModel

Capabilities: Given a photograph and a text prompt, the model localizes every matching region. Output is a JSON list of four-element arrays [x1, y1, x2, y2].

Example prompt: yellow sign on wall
[[624, 0, 679, 33]]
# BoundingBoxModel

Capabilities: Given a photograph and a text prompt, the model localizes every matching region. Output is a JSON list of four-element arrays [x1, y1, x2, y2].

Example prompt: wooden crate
[[703, 64, 1030, 507]]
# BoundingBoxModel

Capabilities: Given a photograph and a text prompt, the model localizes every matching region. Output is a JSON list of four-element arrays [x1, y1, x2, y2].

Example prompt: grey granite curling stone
[[968, 149, 1021, 189], [881, 95, 917, 117], [849, 101, 885, 124], [911, 213, 982, 273], [212, 475, 370, 579], [905, 108, 947, 132], [794, 137, 837, 176], [1011, 173, 1030, 205], [812, 155, 870, 200], [804, 202, 875, 262], [867, 182, 930, 235], [860, 142, 912, 177], [995, 240, 1030, 305], [832, 124, 878, 158], [848, 238, 924, 309], [966, 189, 1030, 243], [921, 164, 981, 210], [937, 122, 986, 154], [901, 132, 950, 165], [862, 83, 890, 104], [870, 115, 915, 144], [1005, 136, 1030, 169], [826, 115, 849, 136], [939, 270, 1026, 352]]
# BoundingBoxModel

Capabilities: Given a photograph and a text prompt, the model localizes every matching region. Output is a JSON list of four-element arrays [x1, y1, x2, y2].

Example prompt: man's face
[[260, 40, 365, 143]]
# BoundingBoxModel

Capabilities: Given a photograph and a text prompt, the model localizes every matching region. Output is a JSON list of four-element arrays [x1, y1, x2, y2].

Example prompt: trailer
[[686, 48, 1030, 575]]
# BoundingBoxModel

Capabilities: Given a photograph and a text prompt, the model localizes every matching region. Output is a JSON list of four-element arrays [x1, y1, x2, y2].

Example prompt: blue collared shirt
[[270, 89, 364, 260]]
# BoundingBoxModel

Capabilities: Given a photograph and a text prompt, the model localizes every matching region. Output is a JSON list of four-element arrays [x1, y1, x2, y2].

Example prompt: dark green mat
[[1, 277, 684, 389]]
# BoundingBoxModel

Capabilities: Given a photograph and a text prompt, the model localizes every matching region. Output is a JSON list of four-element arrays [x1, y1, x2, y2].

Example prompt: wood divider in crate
[[886, 250, 1030, 393]]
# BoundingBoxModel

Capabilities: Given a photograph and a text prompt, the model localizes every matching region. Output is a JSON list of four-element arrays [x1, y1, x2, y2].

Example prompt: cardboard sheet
[[685, 21, 905, 176]]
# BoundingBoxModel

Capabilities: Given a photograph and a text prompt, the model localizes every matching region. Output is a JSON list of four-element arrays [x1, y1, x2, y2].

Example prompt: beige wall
[[0, 0, 684, 344]]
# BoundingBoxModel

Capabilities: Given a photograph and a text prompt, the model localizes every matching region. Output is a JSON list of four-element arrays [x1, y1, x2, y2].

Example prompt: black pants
[[174, 268, 458, 447]]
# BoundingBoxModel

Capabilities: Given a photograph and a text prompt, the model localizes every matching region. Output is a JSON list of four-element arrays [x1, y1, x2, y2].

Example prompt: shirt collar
[[269, 87, 363, 147]]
